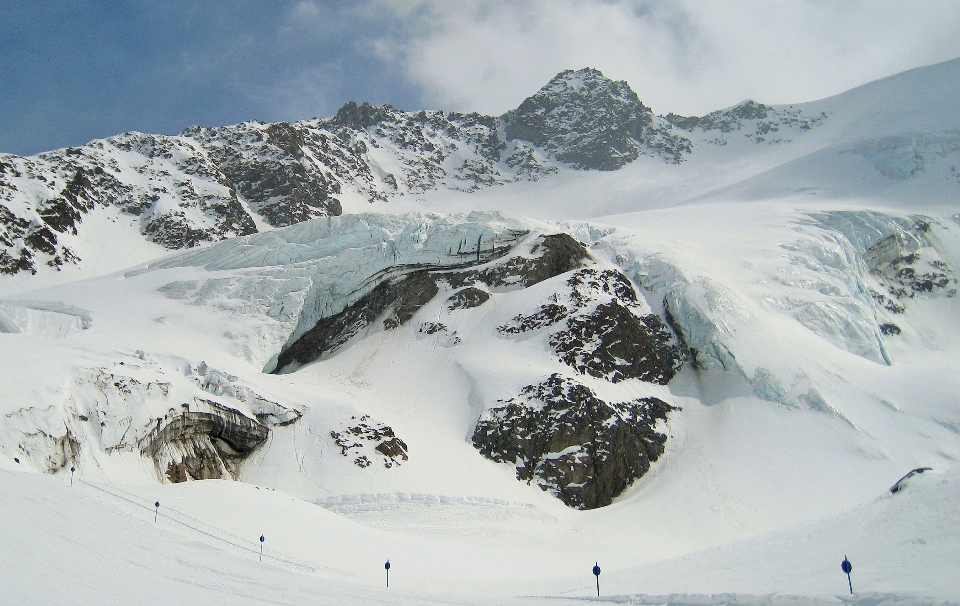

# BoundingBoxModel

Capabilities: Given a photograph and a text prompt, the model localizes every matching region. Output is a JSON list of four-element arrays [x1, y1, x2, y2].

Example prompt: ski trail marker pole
[[154, 501, 160, 523], [593, 563, 601, 596], [385, 559, 390, 587], [841, 556, 853, 594], [260, 535, 265, 562], [70, 466, 75, 487]]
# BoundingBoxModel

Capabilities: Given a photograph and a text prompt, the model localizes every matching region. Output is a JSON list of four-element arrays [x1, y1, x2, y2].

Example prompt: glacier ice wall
[[148, 211, 533, 370], [593, 208, 956, 411], [0, 300, 91, 337], [847, 132, 960, 179]]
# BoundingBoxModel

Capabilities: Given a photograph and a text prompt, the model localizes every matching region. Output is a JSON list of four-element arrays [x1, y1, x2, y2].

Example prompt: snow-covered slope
[[2, 203, 958, 598], [3, 464, 957, 604], [394, 58, 960, 220], [2, 58, 960, 605]]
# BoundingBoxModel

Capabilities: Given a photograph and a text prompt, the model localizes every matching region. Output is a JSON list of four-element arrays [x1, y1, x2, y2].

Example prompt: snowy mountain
[[2, 59, 960, 605], [0, 67, 832, 284]]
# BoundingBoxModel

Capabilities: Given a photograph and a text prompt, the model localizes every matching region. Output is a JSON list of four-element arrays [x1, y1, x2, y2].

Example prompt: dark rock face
[[1, 136, 262, 275], [457, 233, 591, 289], [418, 321, 447, 335], [328, 101, 395, 130], [473, 374, 676, 509], [503, 143, 558, 180], [141, 400, 269, 483], [0, 163, 97, 273], [478, 267, 682, 508], [275, 270, 440, 370], [1, 201, 40, 274], [552, 301, 679, 384], [106, 133, 259, 244], [196, 122, 344, 227], [502, 68, 692, 169], [446, 286, 490, 310], [417, 321, 461, 346], [867, 231, 955, 299], [143, 213, 217, 250], [499, 268, 683, 384], [879, 322, 901, 336], [267, 232, 680, 509], [330, 415, 409, 469], [38, 169, 94, 234], [499, 303, 568, 334], [275, 233, 590, 371]]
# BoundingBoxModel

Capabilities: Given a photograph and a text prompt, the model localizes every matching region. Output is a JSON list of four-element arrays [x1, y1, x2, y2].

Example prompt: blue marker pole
[[841, 556, 853, 594], [260, 535, 265, 562], [385, 559, 391, 587], [592, 563, 601, 596], [70, 466, 75, 487], [154, 501, 160, 523]]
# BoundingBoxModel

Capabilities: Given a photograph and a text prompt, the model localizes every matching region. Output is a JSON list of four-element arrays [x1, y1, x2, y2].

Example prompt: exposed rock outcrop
[[329, 415, 409, 469], [475, 267, 682, 508], [552, 301, 679, 384], [141, 399, 269, 483], [503, 68, 692, 168], [417, 321, 461, 346], [499, 268, 683, 384], [473, 374, 676, 509], [866, 224, 956, 300], [445, 286, 490, 310], [275, 269, 440, 370], [458, 233, 591, 289]]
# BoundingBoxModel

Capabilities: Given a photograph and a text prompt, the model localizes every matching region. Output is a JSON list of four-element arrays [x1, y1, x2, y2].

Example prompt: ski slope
[[2, 463, 957, 604]]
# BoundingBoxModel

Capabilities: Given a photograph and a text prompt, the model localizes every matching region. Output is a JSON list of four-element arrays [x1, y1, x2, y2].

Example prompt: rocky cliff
[[473, 374, 676, 509]]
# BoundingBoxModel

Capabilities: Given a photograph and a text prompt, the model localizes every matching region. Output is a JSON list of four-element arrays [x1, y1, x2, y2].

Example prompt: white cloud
[[371, 0, 960, 115]]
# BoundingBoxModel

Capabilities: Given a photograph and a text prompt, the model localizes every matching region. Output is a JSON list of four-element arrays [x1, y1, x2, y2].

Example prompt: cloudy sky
[[2, 0, 959, 156]]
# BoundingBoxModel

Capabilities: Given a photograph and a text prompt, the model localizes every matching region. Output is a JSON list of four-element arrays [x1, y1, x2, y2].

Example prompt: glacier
[[2, 58, 960, 605]]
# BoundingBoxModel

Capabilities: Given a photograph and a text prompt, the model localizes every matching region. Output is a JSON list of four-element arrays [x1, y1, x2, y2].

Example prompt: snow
[[3, 59, 960, 604], [0, 299, 90, 337]]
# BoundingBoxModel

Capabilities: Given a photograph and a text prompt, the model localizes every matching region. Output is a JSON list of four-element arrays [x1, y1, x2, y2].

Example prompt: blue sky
[[0, 1, 423, 155], [3, 1, 960, 156]]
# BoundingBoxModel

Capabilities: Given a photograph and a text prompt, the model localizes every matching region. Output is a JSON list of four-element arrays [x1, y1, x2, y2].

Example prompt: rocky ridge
[[665, 99, 828, 146], [0, 69, 828, 278], [329, 415, 409, 470]]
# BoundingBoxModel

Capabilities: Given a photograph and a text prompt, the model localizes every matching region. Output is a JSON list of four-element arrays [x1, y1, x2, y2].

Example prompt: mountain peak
[[540, 68, 639, 103], [502, 68, 688, 170], [545, 67, 609, 87]]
